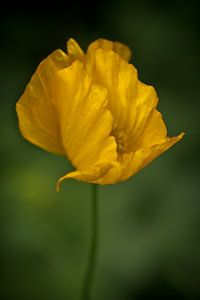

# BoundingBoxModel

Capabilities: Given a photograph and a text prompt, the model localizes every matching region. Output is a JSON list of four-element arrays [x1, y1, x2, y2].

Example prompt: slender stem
[[82, 184, 98, 300]]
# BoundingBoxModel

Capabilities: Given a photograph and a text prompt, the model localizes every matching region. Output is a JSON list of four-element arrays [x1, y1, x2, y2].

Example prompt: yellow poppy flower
[[16, 38, 184, 190]]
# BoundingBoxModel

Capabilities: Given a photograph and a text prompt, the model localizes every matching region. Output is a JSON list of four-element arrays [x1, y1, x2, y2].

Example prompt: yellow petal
[[87, 38, 132, 61], [125, 81, 159, 152], [52, 60, 117, 188], [121, 133, 185, 181], [66, 38, 85, 63], [16, 50, 69, 155], [86, 49, 137, 128], [85, 49, 158, 153], [95, 132, 184, 184], [56, 163, 117, 191], [136, 109, 167, 147]]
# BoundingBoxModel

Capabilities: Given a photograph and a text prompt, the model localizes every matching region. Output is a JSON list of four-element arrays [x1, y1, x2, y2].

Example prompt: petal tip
[[56, 171, 77, 191], [176, 131, 185, 142], [180, 131, 186, 138], [56, 175, 67, 192], [56, 180, 61, 192]]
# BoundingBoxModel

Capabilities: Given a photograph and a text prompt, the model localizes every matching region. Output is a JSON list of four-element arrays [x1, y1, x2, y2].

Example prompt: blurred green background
[[1, 1, 199, 299]]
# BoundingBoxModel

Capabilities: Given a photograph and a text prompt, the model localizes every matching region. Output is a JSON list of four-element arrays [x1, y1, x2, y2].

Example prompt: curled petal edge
[[56, 161, 119, 191], [95, 132, 185, 185]]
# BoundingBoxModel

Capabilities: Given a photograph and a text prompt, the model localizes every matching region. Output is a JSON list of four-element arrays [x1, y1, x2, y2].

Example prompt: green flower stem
[[82, 184, 98, 300]]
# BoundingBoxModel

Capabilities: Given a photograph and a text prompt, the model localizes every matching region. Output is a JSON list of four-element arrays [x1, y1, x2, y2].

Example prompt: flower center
[[111, 122, 127, 154]]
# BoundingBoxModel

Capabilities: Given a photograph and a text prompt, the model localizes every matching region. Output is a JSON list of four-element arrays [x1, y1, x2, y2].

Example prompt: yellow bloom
[[16, 38, 184, 190]]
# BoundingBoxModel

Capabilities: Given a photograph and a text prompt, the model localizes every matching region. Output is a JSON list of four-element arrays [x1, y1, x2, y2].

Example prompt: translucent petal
[[136, 109, 167, 147], [120, 133, 185, 182], [16, 38, 184, 188], [95, 133, 184, 184], [85, 49, 158, 153], [56, 163, 117, 191], [16, 50, 69, 155], [126, 81, 159, 152], [87, 38, 131, 61], [86, 49, 137, 127], [52, 61, 117, 187]]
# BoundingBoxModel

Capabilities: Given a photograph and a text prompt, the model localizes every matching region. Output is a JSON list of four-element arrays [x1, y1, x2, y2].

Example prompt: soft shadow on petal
[[95, 132, 184, 184], [85, 49, 158, 152], [52, 60, 118, 188], [16, 50, 69, 155], [120, 133, 185, 182], [86, 49, 138, 133], [125, 81, 159, 151], [139, 133, 185, 170], [135, 109, 167, 148], [56, 162, 119, 191]]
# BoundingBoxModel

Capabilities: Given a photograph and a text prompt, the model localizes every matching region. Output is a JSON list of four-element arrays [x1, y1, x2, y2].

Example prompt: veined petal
[[16, 50, 69, 155], [52, 60, 117, 187], [126, 81, 159, 152], [87, 38, 132, 61], [66, 38, 85, 63], [136, 109, 167, 147], [85, 49, 158, 153], [119, 133, 185, 182], [95, 132, 184, 184], [86, 49, 137, 129], [16, 38, 184, 188]]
